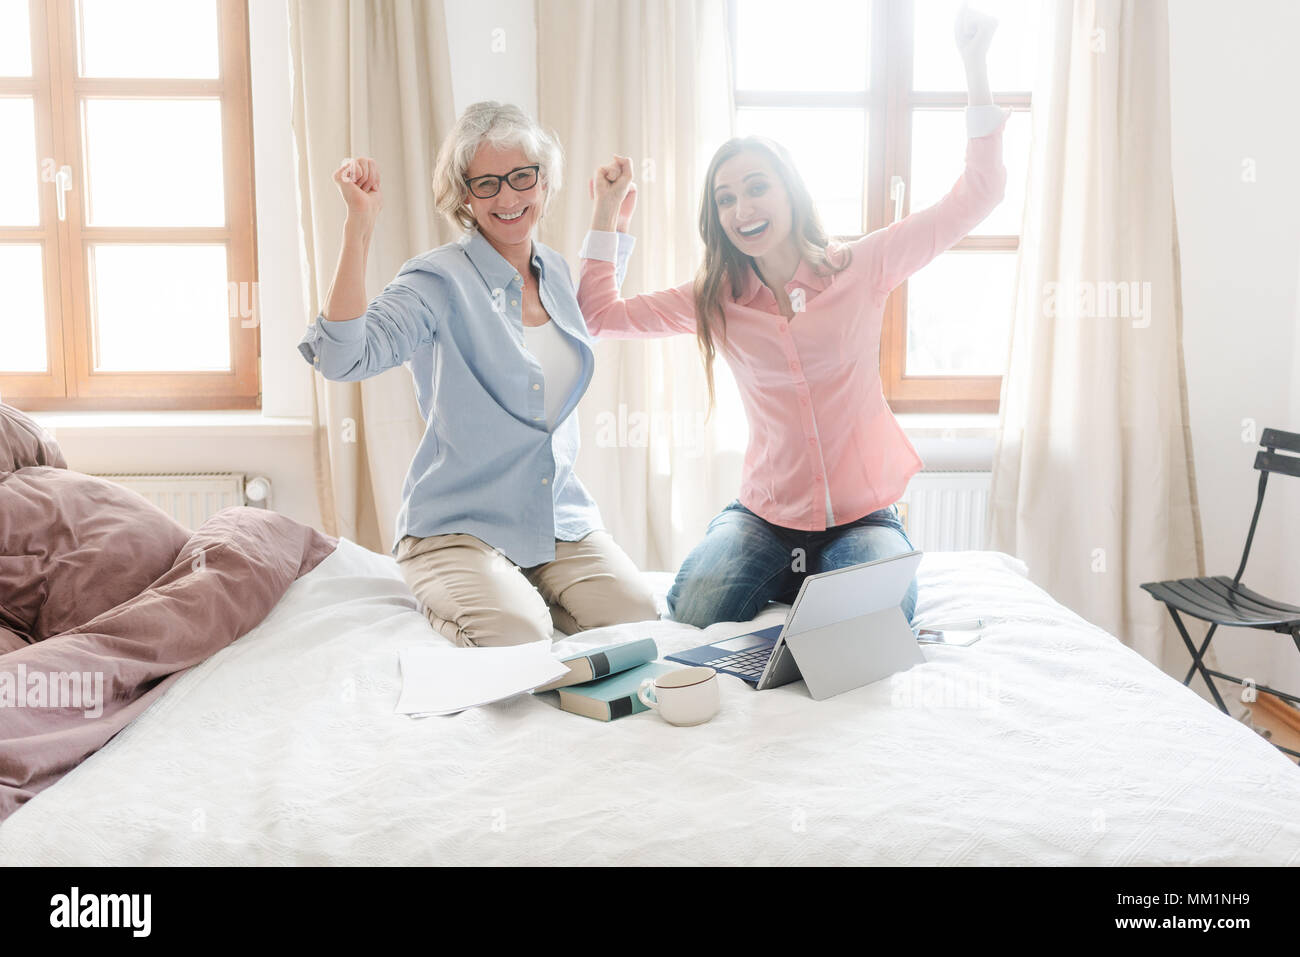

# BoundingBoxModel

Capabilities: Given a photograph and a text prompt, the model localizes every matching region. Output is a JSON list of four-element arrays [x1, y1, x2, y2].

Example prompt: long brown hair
[[692, 136, 851, 408]]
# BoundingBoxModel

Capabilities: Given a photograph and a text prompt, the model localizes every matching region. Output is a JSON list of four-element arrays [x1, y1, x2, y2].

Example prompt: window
[[0, 0, 258, 410], [729, 0, 1037, 412]]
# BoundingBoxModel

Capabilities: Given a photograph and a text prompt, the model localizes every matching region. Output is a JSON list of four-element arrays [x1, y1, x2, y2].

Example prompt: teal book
[[533, 637, 659, 693], [555, 661, 679, 721]]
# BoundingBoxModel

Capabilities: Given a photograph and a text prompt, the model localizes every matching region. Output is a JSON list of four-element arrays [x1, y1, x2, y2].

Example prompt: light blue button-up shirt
[[297, 227, 631, 566]]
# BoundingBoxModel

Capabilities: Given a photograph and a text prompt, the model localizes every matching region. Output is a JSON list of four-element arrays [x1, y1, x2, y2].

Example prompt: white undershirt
[[808, 407, 835, 526], [523, 319, 581, 429]]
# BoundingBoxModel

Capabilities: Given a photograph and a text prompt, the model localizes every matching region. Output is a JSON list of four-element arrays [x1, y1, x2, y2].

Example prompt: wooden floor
[[1247, 694, 1300, 764]]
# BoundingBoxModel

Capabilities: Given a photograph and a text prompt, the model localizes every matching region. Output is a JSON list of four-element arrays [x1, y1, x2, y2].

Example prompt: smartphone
[[915, 618, 984, 646]]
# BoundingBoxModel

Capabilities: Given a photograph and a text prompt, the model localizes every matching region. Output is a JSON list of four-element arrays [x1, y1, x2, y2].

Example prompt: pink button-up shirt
[[578, 109, 1009, 532]]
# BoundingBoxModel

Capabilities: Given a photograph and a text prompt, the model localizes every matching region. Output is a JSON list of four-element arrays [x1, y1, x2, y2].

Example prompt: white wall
[[1169, 0, 1300, 696], [38, 413, 320, 531]]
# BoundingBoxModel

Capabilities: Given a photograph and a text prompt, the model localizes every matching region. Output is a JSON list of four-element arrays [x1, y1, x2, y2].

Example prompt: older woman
[[297, 101, 658, 647]]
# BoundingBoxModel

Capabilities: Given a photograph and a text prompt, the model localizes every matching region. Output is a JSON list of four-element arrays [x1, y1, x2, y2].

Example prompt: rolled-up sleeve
[[297, 277, 442, 382], [966, 104, 1012, 138], [579, 229, 636, 289]]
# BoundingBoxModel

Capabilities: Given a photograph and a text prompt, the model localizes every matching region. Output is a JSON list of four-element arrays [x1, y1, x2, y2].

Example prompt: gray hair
[[432, 101, 563, 232]]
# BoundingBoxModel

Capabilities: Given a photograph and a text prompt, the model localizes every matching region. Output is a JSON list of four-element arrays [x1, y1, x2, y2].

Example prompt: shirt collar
[[459, 227, 544, 290], [737, 266, 765, 307], [736, 255, 835, 307]]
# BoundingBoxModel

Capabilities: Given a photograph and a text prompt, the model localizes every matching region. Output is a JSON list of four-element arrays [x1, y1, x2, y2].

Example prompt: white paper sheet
[[395, 639, 569, 716]]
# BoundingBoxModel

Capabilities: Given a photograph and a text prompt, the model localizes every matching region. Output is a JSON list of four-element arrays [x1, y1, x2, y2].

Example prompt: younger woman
[[578, 8, 1008, 628]]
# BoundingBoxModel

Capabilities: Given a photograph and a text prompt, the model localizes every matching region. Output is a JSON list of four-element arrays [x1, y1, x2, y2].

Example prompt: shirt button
[[789, 361, 798, 372], [532, 383, 540, 390], [511, 299, 518, 306], [799, 396, 808, 405], [814, 473, 823, 482], [541, 477, 549, 485], [808, 437, 816, 446]]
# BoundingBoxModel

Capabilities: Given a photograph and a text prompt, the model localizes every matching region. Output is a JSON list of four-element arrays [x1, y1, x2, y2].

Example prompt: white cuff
[[580, 230, 620, 262], [966, 105, 1012, 138]]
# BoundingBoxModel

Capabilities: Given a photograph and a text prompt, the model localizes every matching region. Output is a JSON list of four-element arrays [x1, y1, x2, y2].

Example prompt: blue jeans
[[666, 501, 919, 629]]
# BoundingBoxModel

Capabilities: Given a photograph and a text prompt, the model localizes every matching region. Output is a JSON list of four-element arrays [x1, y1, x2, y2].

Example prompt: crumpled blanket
[[0, 506, 336, 821]]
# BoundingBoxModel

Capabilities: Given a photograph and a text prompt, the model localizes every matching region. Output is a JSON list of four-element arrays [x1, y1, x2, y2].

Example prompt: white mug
[[637, 666, 720, 726]]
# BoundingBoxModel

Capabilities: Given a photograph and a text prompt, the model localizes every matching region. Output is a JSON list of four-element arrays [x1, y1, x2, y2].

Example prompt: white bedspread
[[3, 538, 1298, 865]]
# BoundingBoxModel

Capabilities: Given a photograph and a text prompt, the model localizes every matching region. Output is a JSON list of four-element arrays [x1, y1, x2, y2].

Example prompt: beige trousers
[[395, 530, 659, 647]]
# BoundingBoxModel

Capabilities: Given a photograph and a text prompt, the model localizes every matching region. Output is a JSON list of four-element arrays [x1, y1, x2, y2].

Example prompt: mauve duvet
[[0, 403, 336, 821]]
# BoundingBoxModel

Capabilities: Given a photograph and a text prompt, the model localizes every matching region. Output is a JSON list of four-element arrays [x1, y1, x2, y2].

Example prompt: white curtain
[[989, 0, 1208, 680], [537, 0, 737, 572], [288, 0, 458, 554]]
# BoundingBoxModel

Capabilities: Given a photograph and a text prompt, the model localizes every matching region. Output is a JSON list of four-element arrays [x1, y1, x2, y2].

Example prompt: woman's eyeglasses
[[464, 165, 540, 199]]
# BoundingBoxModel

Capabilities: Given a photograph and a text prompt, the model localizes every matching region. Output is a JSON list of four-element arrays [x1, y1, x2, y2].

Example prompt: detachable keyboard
[[666, 623, 785, 685], [700, 647, 772, 680]]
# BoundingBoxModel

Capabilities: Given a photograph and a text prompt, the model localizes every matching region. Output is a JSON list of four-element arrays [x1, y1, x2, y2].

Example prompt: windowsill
[[895, 412, 1000, 440], [27, 411, 993, 441], [30, 410, 313, 439]]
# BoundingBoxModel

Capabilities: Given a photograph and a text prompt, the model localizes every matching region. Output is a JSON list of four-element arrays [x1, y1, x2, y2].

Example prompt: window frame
[[727, 0, 1032, 413], [0, 0, 259, 411]]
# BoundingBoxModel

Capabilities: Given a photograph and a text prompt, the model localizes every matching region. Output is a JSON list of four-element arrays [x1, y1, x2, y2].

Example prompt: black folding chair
[[1141, 427, 1300, 759]]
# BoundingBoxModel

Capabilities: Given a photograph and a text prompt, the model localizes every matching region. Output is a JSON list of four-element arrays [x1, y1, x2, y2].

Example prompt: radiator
[[90, 472, 268, 530], [896, 471, 991, 552]]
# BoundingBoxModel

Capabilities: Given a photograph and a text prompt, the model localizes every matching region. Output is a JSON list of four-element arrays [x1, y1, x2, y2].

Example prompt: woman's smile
[[492, 204, 530, 224]]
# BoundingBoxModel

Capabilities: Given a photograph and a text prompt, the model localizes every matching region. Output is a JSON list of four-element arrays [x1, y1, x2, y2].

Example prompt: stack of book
[[536, 638, 678, 721]]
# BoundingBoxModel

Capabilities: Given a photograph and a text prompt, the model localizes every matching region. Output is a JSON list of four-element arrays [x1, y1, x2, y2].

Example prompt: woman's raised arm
[[324, 157, 383, 323], [299, 157, 441, 381], [577, 155, 698, 340], [850, 6, 1008, 296]]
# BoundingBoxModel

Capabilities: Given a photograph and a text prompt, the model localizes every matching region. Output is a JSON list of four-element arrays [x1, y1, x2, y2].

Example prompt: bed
[[2, 535, 1297, 866]]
